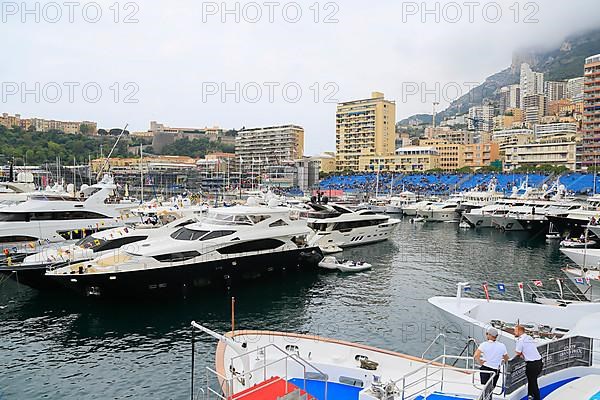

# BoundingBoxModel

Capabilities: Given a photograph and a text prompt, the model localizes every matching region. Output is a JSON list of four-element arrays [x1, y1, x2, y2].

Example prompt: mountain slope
[[399, 28, 600, 126]]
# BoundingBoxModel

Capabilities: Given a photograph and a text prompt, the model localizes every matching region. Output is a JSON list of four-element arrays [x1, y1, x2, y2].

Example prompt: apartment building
[[520, 63, 545, 106], [235, 125, 304, 164], [358, 147, 440, 173], [504, 133, 581, 171], [492, 129, 535, 155], [468, 105, 494, 132], [425, 126, 475, 144], [523, 94, 547, 126], [545, 81, 567, 101], [336, 92, 396, 171], [463, 142, 500, 169], [581, 54, 600, 167], [419, 139, 464, 171], [566, 77, 585, 102]]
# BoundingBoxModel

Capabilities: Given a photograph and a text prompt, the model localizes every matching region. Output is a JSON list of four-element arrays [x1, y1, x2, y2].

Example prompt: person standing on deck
[[514, 325, 543, 400], [474, 327, 508, 390]]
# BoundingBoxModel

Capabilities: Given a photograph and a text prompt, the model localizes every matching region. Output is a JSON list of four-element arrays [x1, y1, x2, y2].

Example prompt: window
[[0, 235, 38, 243], [0, 213, 30, 222], [269, 219, 288, 227], [95, 236, 148, 252], [170, 228, 208, 241], [217, 239, 286, 254], [200, 230, 235, 241], [339, 376, 364, 388], [153, 251, 200, 262], [247, 215, 270, 224]]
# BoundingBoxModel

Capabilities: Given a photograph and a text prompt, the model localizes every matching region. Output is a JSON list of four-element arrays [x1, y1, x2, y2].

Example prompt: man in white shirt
[[514, 325, 543, 400], [474, 327, 508, 389]]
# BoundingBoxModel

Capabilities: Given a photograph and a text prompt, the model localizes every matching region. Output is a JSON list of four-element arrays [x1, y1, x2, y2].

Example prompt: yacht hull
[[49, 247, 324, 298], [310, 220, 399, 248], [545, 215, 589, 238], [384, 205, 403, 214], [0, 260, 88, 290], [462, 213, 494, 228], [560, 247, 600, 268], [417, 210, 458, 222], [562, 267, 600, 302]]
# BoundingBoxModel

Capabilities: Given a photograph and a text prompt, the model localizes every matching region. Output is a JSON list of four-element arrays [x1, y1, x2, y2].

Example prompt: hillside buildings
[[0, 113, 97, 134]]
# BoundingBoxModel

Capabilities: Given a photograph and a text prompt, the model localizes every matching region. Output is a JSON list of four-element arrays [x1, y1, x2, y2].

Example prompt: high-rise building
[[582, 54, 600, 166], [468, 105, 494, 132], [336, 92, 396, 171], [520, 63, 544, 107], [545, 81, 567, 102], [566, 77, 585, 102], [499, 84, 521, 112], [235, 125, 304, 164], [523, 94, 547, 126]]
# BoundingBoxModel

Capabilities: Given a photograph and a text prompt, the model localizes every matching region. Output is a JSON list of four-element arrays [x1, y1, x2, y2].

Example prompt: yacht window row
[[0, 211, 110, 222]]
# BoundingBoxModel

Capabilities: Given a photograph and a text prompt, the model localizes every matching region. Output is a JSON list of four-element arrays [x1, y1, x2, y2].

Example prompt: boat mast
[[140, 142, 144, 203]]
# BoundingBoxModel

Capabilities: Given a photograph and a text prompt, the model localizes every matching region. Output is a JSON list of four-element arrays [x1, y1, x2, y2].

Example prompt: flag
[[533, 280, 543, 287], [482, 282, 490, 302], [575, 277, 585, 284], [518, 282, 525, 303], [463, 284, 472, 292], [556, 278, 563, 298], [585, 277, 591, 285], [497, 283, 506, 293]]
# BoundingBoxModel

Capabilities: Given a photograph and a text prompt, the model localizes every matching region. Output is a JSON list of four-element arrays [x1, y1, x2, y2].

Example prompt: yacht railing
[[393, 354, 497, 400], [191, 324, 329, 400], [421, 333, 446, 360]]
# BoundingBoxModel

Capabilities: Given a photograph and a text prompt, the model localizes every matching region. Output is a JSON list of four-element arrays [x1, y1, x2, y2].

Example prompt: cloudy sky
[[2, 0, 600, 154]]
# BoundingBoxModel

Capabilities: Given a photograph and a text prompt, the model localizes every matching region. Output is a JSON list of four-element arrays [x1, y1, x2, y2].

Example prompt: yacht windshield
[[170, 228, 209, 241], [77, 235, 108, 250], [205, 212, 253, 225]]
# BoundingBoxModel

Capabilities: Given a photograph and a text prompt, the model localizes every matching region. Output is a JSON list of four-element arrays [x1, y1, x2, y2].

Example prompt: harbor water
[[0, 219, 570, 399]]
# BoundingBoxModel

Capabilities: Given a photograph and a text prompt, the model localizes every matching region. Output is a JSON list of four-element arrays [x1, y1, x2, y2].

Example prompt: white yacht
[[546, 194, 600, 238], [560, 247, 600, 269], [306, 203, 400, 248], [385, 191, 417, 214], [462, 199, 520, 228], [0, 175, 137, 258], [1, 213, 201, 290], [0, 172, 36, 207], [417, 194, 463, 222], [457, 179, 504, 215], [429, 287, 600, 353], [46, 202, 323, 297], [193, 321, 600, 400], [562, 265, 600, 302], [402, 198, 438, 216]]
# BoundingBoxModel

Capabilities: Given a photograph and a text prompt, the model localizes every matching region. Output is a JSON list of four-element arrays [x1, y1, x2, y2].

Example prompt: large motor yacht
[[305, 203, 400, 248], [0, 213, 201, 290], [0, 175, 137, 258], [417, 194, 464, 222], [384, 191, 417, 214], [46, 202, 323, 297]]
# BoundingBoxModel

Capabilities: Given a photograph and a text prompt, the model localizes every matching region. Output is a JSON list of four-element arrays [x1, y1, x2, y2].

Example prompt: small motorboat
[[337, 260, 372, 273], [410, 217, 426, 223], [318, 256, 372, 273], [320, 244, 343, 254], [318, 256, 341, 270], [560, 239, 597, 248]]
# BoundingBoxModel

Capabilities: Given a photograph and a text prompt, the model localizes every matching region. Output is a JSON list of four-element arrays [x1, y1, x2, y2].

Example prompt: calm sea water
[[0, 220, 570, 399]]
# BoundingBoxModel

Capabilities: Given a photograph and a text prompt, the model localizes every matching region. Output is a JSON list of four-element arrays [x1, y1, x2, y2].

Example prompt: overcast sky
[[2, 0, 600, 154]]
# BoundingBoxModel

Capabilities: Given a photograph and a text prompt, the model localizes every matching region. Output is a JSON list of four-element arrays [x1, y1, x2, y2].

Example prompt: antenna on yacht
[[95, 124, 128, 182], [231, 297, 236, 337]]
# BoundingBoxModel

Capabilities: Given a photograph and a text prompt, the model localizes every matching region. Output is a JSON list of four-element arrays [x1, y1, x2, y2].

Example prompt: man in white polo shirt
[[514, 325, 543, 400], [474, 327, 508, 390]]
